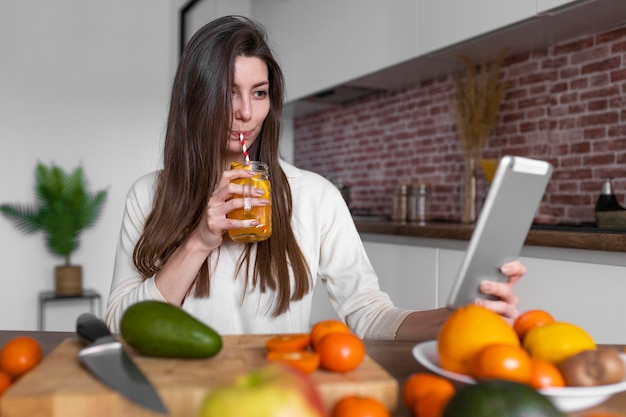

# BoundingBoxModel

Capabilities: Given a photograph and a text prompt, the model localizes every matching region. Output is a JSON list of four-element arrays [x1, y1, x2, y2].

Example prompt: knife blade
[[76, 313, 168, 414]]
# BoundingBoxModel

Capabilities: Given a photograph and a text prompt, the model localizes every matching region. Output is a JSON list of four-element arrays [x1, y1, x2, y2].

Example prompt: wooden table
[[1, 331, 625, 416]]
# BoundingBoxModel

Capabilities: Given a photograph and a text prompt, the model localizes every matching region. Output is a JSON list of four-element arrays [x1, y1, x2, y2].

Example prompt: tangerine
[[266, 350, 320, 374], [471, 344, 532, 384], [317, 332, 365, 372], [265, 334, 311, 352], [310, 319, 350, 351], [0, 370, 11, 396], [513, 309, 555, 341], [528, 358, 565, 389], [523, 321, 596, 366], [0, 336, 43, 379], [331, 395, 390, 417], [438, 305, 519, 376], [403, 372, 455, 417]]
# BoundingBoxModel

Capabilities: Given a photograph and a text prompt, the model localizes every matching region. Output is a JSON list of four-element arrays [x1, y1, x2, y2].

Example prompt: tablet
[[447, 156, 553, 309]]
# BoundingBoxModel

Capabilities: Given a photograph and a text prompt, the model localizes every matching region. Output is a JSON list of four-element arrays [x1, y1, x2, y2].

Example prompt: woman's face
[[227, 55, 271, 162]]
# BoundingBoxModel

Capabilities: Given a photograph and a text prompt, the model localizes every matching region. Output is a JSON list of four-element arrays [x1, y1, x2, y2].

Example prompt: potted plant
[[0, 163, 108, 295]]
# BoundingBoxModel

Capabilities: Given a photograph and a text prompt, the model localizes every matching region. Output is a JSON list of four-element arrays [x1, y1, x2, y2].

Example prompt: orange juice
[[227, 162, 272, 242], [480, 159, 499, 184]]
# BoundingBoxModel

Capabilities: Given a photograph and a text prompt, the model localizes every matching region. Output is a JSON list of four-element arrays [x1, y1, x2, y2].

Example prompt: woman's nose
[[234, 96, 251, 121]]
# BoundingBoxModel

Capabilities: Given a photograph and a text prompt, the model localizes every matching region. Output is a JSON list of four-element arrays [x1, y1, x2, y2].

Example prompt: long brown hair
[[133, 16, 311, 315]]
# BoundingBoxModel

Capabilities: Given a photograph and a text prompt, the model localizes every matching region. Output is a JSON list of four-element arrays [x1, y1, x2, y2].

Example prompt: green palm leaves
[[0, 163, 107, 265]]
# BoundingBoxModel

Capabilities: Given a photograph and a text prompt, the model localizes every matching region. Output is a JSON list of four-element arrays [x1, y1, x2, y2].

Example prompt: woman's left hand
[[475, 260, 527, 321]]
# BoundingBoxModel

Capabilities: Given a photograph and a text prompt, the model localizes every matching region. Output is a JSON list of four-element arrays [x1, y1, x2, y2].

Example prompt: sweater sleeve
[[312, 178, 412, 339], [104, 173, 167, 332]]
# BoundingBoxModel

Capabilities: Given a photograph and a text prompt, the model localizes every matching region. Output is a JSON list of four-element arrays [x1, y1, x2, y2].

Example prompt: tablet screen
[[447, 156, 553, 309]]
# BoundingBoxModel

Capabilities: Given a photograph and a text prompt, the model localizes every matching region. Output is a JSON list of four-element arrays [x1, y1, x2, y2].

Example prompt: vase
[[55, 265, 83, 296], [462, 156, 477, 224]]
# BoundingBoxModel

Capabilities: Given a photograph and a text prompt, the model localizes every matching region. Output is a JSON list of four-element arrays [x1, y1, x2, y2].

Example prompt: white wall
[[0, 0, 296, 331], [0, 0, 177, 331]]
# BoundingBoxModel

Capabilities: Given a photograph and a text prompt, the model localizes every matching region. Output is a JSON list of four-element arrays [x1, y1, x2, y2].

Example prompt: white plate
[[412, 340, 626, 412]]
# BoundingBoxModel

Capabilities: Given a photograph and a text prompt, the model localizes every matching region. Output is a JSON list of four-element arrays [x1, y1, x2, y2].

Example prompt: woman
[[105, 15, 524, 340]]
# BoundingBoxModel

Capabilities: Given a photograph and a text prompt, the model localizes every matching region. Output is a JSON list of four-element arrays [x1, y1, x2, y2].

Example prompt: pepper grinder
[[595, 177, 623, 212]]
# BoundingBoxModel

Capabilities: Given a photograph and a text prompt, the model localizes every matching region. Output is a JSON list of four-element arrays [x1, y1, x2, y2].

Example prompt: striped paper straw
[[240, 133, 250, 165]]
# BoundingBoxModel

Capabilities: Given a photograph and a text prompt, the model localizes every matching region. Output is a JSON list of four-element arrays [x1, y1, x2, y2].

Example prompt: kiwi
[[558, 348, 625, 387]]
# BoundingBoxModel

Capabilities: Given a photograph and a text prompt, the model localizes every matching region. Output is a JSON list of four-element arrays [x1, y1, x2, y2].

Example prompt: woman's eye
[[254, 90, 268, 98]]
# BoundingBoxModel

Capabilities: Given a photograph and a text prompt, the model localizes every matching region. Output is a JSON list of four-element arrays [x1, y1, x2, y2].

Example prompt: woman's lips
[[232, 131, 252, 139]]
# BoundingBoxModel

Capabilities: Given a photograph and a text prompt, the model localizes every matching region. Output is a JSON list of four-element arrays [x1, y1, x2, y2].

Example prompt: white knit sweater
[[105, 160, 411, 338]]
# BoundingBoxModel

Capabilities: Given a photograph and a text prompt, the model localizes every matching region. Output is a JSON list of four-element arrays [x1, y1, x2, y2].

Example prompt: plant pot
[[55, 265, 82, 296]]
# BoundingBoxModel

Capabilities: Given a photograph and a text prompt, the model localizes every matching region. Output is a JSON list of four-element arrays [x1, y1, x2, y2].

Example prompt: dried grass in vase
[[451, 50, 508, 161], [450, 50, 508, 222]]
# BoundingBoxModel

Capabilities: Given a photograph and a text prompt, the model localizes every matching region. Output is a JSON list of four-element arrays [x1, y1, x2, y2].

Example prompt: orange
[[310, 319, 350, 351], [0, 336, 43, 379], [438, 305, 520, 376], [331, 395, 390, 417], [513, 309, 555, 341], [471, 344, 532, 384], [317, 332, 365, 373], [266, 350, 320, 374], [403, 373, 455, 417], [265, 334, 311, 352], [523, 321, 596, 366], [528, 358, 565, 389], [0, 370, 12, 396]]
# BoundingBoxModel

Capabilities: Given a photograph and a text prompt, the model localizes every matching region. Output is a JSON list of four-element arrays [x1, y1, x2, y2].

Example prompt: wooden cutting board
[[1, 335, 398, 417]]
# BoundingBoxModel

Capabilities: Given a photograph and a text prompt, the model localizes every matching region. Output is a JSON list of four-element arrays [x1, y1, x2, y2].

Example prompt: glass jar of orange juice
[[227, 161, 272, 242]]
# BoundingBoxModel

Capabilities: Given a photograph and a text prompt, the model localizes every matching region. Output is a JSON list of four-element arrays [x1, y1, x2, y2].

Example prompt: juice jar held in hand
[[227, 161, 272, 242]]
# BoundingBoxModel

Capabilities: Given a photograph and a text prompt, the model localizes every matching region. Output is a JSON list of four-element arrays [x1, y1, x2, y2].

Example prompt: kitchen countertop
[[353, 218, 626, 253], [1, 330, 625, 416]]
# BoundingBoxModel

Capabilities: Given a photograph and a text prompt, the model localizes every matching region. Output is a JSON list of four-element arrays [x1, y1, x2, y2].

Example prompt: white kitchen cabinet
[[357, 234, 626, 344], [341, 0, 418, 88], [436, 248, 465, 308], [417, 0, 536, 55], [536, 0, 579, 14], [185, 0, 621, 107], [513, 256, 626, 345], [252, 0, 419, 102], [252, 0, 345, 103], [364, 240, 437, 311]]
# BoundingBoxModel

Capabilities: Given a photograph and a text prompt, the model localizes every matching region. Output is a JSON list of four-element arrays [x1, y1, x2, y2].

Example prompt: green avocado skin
[[120, 301, 223, 358], [443, 379, 564, 417]]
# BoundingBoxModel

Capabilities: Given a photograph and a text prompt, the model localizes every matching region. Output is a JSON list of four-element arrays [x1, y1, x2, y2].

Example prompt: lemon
[[523, 321, 596, 366]]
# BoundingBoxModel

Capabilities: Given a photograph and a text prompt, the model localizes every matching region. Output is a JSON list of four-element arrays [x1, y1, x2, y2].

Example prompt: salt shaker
[[409, 183, 431, 224], [391, 184, 409, 221]]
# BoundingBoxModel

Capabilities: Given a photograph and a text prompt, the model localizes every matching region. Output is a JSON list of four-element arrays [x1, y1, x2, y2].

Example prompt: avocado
[[443, 379, 563, 417], [120, 300, 222, 358]]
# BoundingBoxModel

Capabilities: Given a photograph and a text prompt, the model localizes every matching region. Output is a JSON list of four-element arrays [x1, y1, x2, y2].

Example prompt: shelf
[[353, 219, 626, 253]]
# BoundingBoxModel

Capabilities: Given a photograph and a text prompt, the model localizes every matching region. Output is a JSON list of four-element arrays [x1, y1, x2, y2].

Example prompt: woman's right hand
[[194, 167, 266, 250]]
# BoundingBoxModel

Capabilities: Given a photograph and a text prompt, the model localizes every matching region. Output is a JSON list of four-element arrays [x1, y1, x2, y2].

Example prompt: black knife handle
[[77, 313, 112, 344]]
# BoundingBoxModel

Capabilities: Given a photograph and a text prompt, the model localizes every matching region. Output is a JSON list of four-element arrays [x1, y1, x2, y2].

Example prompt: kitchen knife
[[76, 313, 168, 414]]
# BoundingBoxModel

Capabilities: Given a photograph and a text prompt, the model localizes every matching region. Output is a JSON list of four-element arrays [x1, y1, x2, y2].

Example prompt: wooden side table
[[38, 289, 102, 331]]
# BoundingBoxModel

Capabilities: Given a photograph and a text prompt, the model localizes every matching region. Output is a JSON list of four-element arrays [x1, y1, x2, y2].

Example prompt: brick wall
[[293, 26, 626, 225]]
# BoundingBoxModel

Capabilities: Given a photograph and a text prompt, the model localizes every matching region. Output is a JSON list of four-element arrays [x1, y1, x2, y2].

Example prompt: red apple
[[198, 363, 327, 417]]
